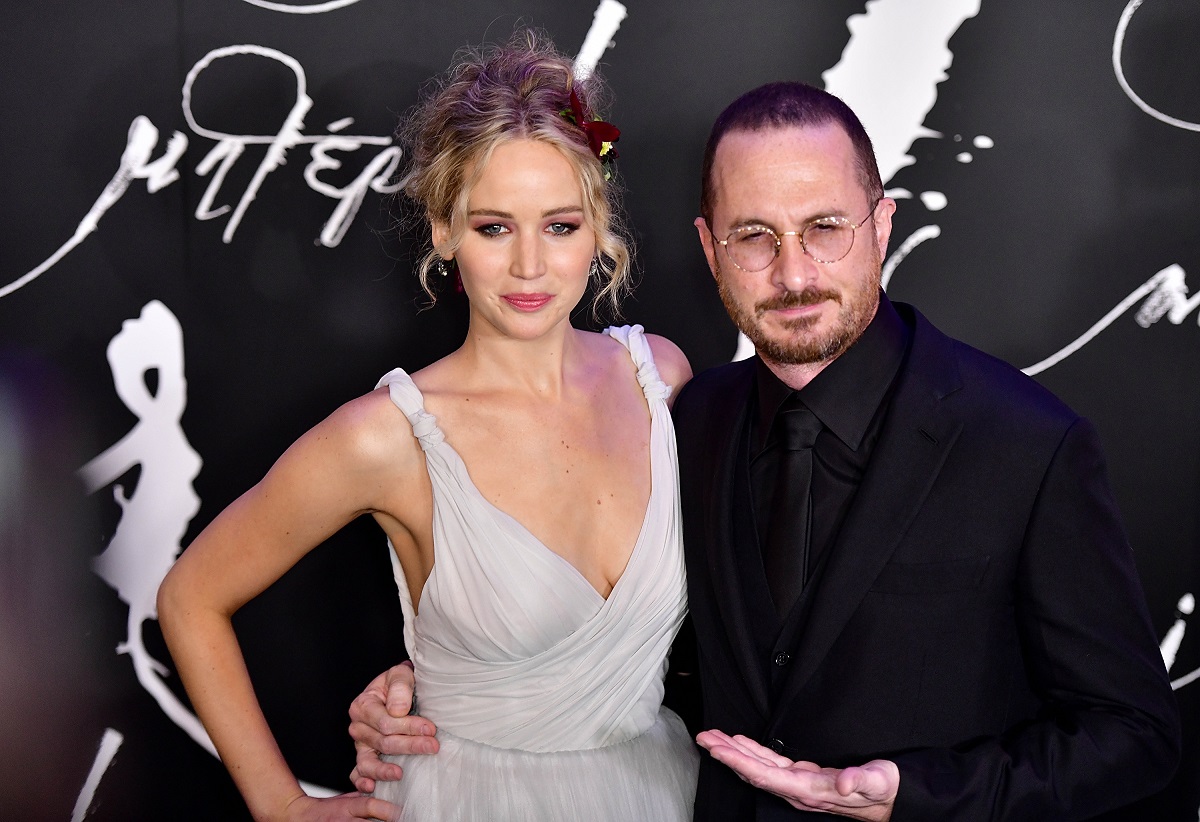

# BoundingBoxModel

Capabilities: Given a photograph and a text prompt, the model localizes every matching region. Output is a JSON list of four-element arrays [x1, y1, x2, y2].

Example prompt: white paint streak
[[819, 0, 978, 294], [1173, 667, 1200, 690], [881, 225, 941, 291], [72, 728, 124, 822], [1162, 592, 1198, 692], [574, 1, 627, 81], [78, 302, 211, 755], [240, 0, 364, 13], [0, 118, 187, 299], [919, 191, 948, 211], [822, 0, 982, 186], [77, 301, 340, 797], [1022, 264, 1199, 375], [1113, 0, 1200, 132], [1162, 593, 1195, 671], [80, 301, 201, 620], [732, 332, 756, 362]]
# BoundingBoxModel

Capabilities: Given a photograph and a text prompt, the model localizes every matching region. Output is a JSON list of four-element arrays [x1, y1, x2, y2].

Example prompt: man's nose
[[770, 232, 818, 291]]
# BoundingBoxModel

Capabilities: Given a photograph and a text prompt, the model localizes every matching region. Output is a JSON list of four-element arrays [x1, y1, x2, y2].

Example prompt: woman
[[158, 31, 697, 822]]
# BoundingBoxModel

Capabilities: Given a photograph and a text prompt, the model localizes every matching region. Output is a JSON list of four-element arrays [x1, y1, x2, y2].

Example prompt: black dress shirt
[[749, 292, 911, 591]]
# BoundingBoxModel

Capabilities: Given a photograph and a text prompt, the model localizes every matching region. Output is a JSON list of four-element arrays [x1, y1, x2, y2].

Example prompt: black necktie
[[762, 398, 823, 618]]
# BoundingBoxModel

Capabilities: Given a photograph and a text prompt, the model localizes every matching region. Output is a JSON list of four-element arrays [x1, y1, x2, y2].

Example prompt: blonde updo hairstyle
[[401, 30, 631, 315]]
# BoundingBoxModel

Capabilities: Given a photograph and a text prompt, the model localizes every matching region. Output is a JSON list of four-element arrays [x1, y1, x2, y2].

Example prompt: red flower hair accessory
[[563, 88, 620, 180]]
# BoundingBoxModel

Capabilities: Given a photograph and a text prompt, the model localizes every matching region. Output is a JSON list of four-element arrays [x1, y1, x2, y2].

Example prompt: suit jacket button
[[769, 738, 785, 754], [773, 652, 791, 666]]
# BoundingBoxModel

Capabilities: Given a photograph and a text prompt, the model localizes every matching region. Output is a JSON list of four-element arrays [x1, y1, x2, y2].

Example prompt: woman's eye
[[476, 223, 508, 237], [548, 222, 579, 236]]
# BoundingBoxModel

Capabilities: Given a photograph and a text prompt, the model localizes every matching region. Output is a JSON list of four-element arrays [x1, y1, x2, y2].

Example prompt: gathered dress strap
[[376, 368, 445, 450], [603, 325, 671, 403]]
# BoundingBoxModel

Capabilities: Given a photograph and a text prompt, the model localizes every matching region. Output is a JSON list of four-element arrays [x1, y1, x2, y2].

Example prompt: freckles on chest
[[538, 425, 648, 494], [462, 413, 642, 508]]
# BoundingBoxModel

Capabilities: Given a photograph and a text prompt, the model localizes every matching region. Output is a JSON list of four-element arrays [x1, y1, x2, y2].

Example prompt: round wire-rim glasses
[[713, 202, 879, 271]]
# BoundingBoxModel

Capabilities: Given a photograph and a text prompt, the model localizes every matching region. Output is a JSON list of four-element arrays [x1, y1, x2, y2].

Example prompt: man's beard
[[715, 261, 880, 366]]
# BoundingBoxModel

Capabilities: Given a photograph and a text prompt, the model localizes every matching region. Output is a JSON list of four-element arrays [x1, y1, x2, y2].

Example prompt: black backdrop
[[1, 1, 1197, 820]]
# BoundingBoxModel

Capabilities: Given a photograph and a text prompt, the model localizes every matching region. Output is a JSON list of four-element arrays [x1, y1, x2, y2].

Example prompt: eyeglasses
[[712, 203, 878, 271]]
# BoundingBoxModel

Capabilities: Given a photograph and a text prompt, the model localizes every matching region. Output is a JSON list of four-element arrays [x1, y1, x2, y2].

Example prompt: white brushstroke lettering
[[1023, 264, 1197, 375], [1, 45, 402, 301], [240, 0, 365, 13], [1114, 0, 1200, 132], [0, 118, 187, 299], [303, 126, 402, 247], [182, 45, 401, 245]]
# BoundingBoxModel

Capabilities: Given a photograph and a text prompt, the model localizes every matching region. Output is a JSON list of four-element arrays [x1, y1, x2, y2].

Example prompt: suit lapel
[[692, 361, 773, 716], [776, 309, 965, 708]]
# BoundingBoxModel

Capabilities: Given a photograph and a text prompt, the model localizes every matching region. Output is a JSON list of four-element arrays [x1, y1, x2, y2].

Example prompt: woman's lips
[[502, 293, 553, 311]]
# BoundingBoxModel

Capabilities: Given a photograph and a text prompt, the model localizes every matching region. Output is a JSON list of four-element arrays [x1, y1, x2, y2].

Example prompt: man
[[348, 82, 1180, 820]]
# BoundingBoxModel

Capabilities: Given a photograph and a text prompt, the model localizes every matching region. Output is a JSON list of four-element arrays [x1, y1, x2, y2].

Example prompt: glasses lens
[[727, 227, 777, 271], [802, 219, 854, 263]]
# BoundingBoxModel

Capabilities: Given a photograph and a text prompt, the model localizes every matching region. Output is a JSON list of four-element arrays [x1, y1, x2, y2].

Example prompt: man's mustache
[[756, 287, 841, 314]]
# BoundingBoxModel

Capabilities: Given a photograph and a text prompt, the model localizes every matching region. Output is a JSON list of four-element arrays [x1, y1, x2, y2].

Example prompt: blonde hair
[[399, 30, 631, 316]]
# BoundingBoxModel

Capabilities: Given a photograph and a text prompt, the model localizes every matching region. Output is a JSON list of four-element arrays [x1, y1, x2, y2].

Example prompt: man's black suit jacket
[[673, 301, 1180, 821]]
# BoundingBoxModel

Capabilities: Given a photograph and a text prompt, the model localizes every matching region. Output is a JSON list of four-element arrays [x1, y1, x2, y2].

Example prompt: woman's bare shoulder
[[309, 385, 424, 474], [643, 333, 693, 401]]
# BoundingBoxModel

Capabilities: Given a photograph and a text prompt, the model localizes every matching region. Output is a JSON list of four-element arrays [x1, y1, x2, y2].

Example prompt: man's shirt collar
[[754, 291, 908, 452]]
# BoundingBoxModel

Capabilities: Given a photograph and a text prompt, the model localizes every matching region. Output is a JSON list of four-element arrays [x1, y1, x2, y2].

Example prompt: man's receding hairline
[[707, 119, 866, 198], [712, 118, 852, 156], [703, 122, 881, 236]]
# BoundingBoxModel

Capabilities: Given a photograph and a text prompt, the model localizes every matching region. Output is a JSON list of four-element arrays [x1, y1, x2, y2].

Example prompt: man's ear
[[872, 198, 897, 260], [694, 217, 719, 279]]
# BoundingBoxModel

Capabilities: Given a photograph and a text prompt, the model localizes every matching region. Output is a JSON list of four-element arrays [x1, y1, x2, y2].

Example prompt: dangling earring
[[433, 257, 464, 294], [589, 258, 601, 279]]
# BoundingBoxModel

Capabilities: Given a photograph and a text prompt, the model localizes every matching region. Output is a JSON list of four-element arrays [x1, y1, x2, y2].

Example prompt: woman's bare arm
[[158, 389, 426, 822], [645, 333, 693, 408]]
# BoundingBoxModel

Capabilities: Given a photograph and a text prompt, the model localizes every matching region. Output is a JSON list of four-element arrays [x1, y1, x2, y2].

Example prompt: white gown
[[371, 325, 698, 821]]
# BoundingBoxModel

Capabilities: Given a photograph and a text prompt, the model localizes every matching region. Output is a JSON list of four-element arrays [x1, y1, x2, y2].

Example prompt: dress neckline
[[382, 325, 667, 605], [433, 434, 656, 603]]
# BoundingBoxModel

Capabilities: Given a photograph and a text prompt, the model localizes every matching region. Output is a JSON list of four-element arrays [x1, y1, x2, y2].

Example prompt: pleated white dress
[[371, 325, 698, 821]]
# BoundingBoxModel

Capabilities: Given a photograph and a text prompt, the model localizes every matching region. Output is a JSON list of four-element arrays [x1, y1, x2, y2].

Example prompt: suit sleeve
[[889, 417, 1180, 821]]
